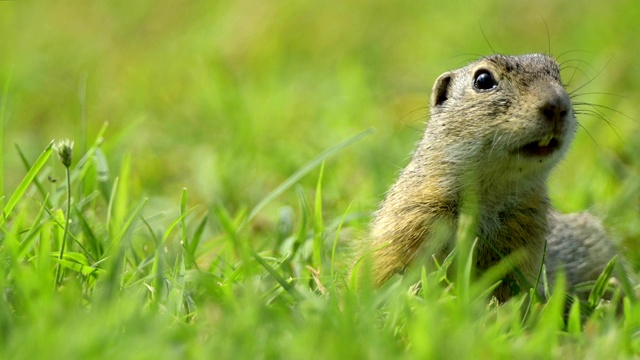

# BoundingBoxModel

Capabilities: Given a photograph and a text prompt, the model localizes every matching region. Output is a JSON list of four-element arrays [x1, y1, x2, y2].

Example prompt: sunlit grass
[[1, 0, 639, 358]]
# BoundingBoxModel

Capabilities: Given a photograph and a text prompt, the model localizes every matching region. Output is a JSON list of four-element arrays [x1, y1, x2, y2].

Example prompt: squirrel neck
[[411, 129, 554, 213], [371, 129, 549, 290], [369, 133, 551, 289]]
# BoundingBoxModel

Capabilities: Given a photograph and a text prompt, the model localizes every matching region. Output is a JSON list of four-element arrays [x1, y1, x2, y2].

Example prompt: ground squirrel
[[366, 53, 617, 302]]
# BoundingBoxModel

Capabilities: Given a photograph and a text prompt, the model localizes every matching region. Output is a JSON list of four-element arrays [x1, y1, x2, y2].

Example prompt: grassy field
[[1, 0, 640, 358]]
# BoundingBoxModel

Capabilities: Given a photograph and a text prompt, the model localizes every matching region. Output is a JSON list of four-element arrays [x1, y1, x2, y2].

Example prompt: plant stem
[[55, 165, 72, 288]]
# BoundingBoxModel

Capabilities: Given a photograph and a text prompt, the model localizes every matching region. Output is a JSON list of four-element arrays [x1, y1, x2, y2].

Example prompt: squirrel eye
[[473, 70, 498, 91]]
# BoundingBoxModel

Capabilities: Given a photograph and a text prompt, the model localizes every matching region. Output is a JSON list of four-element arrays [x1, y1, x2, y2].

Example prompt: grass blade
[[1, 141, 53, 227], [331, 203, 351, 280], [14, 144, 53, 209], [588, 255, 617, 307], [0, 74, 10, 210], [244, 128, 374, 227], [313, 161, 325, 269]]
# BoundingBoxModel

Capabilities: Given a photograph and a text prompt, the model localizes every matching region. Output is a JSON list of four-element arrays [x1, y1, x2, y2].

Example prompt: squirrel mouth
[[519, 135, 560, 156]]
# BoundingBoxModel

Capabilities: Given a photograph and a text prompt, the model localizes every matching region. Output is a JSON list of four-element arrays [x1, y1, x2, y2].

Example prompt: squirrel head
[[422, 54, 577, 184]]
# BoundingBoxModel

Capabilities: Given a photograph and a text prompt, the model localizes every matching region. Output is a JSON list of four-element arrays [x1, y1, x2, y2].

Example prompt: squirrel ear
[[431, 72, 453, 107]]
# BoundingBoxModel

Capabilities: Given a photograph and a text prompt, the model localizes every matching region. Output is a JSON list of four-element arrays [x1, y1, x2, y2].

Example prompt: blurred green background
[[1, 0, 638, 253]]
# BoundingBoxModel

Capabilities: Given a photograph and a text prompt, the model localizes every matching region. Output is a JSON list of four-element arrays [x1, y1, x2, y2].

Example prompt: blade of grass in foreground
[[330, 202, 352, 281], [588, 255, 617, 308], [313, 161, 325, 269], [0, 75, 10, 210], [1, 141, 53, 227], [243, 128, 374, 228], [14, 144, 54, 209], [214, 201, 303, 301]]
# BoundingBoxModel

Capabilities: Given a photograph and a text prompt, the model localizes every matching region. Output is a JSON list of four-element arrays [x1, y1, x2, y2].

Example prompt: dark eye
[[473, 70, 498, 91]]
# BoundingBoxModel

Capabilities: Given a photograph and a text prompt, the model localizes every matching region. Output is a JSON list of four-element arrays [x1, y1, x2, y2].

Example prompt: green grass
[[1, 0, 640, 358]]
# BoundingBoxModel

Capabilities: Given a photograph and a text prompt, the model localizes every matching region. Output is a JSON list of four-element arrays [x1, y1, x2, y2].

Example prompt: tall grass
[[0, 123, 637, 358], [1, 0, 639, 358]]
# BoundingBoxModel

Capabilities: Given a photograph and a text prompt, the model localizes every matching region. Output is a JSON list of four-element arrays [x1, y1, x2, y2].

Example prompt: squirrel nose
[[539, 84, 571, 124], [541, 102, 568, 122]]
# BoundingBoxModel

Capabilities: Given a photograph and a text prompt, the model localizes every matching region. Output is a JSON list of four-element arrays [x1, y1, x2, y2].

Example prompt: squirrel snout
[[541, 103, 568, 122], [538, 85, 572, 125]]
